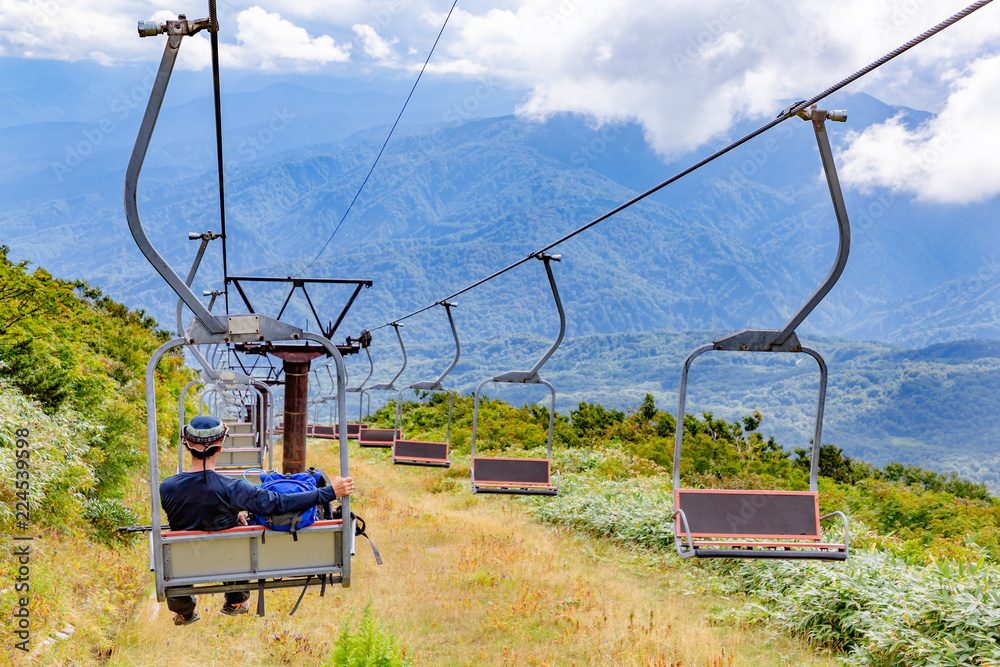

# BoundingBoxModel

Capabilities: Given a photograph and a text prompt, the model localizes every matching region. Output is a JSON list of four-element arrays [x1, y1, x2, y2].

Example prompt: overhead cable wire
[[365, 0, 994, 333], [208, 0, 230, 315], [305, 0, 461, 270]]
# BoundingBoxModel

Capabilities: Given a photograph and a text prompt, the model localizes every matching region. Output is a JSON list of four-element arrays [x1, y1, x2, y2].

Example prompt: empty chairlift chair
[[392, 301, 460, 467], [671, 107, 852, 561], [339, 333, 373, 440], [359, 323, 405, 448], [183, 376, 274, 477], [470, 254, 564, 496]]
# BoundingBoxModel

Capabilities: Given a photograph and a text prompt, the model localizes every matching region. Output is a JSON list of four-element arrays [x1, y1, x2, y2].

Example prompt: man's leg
[[167, 595, 198, 624], [221, 582, 251, 615], [224, 590, 250, 605]]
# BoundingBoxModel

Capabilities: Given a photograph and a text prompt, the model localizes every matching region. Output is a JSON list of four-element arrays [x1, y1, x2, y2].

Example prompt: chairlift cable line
[[208, 0, 230, 315], [364, 0, 994, 333], [305, 0, 461, 270]]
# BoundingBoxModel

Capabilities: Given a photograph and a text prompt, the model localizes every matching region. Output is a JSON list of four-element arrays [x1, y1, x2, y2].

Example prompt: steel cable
[[305, 0, 461, 270], [364, 0, 994, 333]]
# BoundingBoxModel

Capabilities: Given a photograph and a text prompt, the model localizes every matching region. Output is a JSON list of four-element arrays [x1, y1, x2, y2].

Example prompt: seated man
[[160, 415, 354, 626]]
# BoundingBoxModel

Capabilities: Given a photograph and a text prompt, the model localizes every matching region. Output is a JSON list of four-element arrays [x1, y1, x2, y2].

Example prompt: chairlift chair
[[358, 323, 406, 447], [127, 12, 354, 610], [470, 254, 564, 495], [671, 107, 851, 561], [179, 375, 274, 478], [341, 337, 374, 439], [392, 301, 460, 467]]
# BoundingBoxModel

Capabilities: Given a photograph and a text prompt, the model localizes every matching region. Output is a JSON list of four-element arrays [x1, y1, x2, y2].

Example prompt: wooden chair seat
[[359, 428, 400, 448], [673, 489, 848, 560], [393, 439, 450, 467], [472, 457, 558, 496]]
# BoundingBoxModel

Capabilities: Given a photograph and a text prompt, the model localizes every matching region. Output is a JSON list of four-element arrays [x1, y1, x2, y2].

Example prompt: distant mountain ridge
[[357, 329, 1000, 492], [1, 58, 999, 486]]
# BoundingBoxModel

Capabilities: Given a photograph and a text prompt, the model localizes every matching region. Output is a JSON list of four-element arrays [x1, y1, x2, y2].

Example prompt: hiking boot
[[220, 600, 251, 616], [172, 612, 199, 626]]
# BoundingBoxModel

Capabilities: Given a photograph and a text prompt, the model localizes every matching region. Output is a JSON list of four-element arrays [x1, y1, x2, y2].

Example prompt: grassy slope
[[17, 439, 838, 667]]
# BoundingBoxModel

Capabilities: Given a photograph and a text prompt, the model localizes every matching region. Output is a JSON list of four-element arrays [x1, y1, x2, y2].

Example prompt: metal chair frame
[[126, 14, 352, 605], [393, 301, 460, 467], [470, 254, 564, 495], [672, 108, 852, 560], [358, 323, 406, 447]]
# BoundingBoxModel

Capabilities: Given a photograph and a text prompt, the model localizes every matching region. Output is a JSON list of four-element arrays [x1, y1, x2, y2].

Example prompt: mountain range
[[1, 57, 999, 487]]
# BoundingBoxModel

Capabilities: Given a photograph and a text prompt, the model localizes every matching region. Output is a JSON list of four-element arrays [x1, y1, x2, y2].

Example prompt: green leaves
[[326, 602, 412, 667]]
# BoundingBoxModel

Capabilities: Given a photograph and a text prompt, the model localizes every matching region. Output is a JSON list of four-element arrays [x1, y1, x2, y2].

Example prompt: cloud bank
[[1, 0, 999, 202]]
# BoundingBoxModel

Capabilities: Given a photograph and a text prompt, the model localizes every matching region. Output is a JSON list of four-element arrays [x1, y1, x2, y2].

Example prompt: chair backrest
[[675, 489, 820, 539], [335, 423, 366, 437], [394, 440, 448, 461], [162, 520, 345, 584], [473, 457, 550, 485], [359, 428, 399, 444]]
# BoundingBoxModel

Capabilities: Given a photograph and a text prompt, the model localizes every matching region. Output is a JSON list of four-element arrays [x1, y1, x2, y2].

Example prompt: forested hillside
[[318, 329, 1000, 492], [0, 246, 193, 655]]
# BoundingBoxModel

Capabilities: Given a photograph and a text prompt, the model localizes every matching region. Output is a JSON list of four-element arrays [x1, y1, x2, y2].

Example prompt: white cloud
[[0, 2, 350, 72], [839, 52, 1000, 205], [428, 0, 1000, 164], [1, 0, 1000, 204], [227, 6, 351, 71], [352, 23, 399, 63]]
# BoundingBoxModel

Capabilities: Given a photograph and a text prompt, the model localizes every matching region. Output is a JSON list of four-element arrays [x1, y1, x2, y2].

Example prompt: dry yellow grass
[[15, 440, 841, 666]]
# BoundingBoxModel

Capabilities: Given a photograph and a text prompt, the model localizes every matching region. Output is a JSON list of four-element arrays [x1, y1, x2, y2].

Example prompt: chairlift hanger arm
[[175, 230, 221, 337], [434, 301, 461, 386], [771, 108, 851, 347], [125, 15, 225, 335], [346, 341, 373, 393], [493, 254, 565, 383], [366, 324, 407, 393]]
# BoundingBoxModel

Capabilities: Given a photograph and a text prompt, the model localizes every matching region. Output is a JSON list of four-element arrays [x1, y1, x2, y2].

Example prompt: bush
[[83, 497, 139, 546], [326, 602, 412, 667]]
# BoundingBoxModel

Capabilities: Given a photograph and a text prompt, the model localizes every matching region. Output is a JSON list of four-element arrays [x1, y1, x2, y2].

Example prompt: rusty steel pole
[[281, 359, 310, 474]]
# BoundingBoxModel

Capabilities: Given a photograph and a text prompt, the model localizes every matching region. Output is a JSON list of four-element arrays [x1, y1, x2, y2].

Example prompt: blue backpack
[[255, 471, 318, 534]]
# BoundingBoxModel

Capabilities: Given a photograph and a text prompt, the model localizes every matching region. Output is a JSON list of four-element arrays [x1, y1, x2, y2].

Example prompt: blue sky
[[1, 0, 999, 203]]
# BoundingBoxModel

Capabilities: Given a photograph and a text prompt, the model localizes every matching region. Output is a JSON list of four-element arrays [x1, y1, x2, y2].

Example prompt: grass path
[[95, 441, 841, 666]]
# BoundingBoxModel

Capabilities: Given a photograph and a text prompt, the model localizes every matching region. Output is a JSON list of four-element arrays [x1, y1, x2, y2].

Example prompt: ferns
[[327, 602, 412, 667]]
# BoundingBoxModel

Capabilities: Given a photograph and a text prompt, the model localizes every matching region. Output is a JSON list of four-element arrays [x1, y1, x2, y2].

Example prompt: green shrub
[[326, 602, 412, 667], [83, 497, 139, 546]]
